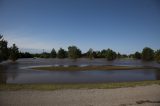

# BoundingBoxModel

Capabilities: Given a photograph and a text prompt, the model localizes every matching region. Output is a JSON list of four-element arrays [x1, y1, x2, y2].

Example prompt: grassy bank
[[1, 80, 160, 91], [31, 65, 159, 71]]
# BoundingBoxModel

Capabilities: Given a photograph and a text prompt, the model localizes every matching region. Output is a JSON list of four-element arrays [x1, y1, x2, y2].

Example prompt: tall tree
[[68, 46, 81, 60], [50, 48, 57, 58], [9, 44, 19, 62], [57, 48, 67, 58], [142, 47, 154, 61], [0, 35, 9, 62]]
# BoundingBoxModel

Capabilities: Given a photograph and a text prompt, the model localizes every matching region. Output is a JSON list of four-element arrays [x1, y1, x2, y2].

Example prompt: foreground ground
[[0, 85, 160, 106]]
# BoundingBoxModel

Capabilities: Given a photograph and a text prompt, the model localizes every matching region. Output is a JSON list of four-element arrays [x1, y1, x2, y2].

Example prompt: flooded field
[[0, 58, 160, 84]]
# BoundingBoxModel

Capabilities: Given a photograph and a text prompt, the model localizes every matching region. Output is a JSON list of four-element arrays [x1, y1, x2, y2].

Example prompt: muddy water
[[0, 58, 160, 84]]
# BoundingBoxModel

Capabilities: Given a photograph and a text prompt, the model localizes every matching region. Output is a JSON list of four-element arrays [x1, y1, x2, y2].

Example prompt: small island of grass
[[31, 65, 159, 71]]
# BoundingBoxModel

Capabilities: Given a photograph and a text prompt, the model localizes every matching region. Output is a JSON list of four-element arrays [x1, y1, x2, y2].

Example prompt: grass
[[31, 65, 159, 71], [1, 80, 160, 91]]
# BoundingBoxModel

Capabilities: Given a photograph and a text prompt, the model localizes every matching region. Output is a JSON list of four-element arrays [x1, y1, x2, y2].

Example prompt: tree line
[[0, 35, 160, 63], [0, 35, 19, 62]]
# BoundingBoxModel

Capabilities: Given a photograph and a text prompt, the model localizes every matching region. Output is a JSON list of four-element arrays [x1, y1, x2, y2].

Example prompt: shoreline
[[31, 65, 159, 71], [1, 84, 160, 106]]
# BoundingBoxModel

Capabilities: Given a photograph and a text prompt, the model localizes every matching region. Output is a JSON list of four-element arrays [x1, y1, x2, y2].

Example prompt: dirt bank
[[0, 85, 160, 106]]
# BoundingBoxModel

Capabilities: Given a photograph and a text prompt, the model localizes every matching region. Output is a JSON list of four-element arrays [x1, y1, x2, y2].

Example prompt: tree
[[0, 35, 9, 62], [134, 52, 141, 59], [94, 51, 101, 58], [50, 48, 56, 58], [68, 46, 81, 60], [100, 49, 117, 60], [154, 49, 160, 63], [105, 49, 117, 61], [87, 48, 94, 60], [9, 44, 19, 62], [32, 53, 41, 58], [121, 54, 128, 58], [142, 47, 154, 61], [19, 52, 33, 58], [40, 52, 50, 58], [57, 48, 67, 58], [101, 49, 107, 58]]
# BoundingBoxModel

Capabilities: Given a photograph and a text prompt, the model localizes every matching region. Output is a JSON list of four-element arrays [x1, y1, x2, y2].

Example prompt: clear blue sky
[[0, 0, 160, 54]]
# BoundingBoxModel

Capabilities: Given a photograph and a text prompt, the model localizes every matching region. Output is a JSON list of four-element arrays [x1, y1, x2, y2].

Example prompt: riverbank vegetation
[[32, 65, 159, 71], [18, 47, 160, 63], [0, 80, 160, 91], [0, 35, 160, 63], [0, 35, 19, 62]]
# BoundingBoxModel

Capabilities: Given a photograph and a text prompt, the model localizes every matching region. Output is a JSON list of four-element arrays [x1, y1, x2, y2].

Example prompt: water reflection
[[0, 65, 7, 84], [0, 63, 19, 84]]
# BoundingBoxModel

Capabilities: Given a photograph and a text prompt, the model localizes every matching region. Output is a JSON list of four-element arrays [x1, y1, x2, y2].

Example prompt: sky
[[0, 0, 160, 54]]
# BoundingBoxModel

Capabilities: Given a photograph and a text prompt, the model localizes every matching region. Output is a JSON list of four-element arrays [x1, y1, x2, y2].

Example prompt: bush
[[142, 47, 154, 61]]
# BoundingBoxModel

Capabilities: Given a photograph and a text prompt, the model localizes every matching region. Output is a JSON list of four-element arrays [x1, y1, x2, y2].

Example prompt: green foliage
[[0, 35, 9, 62], [101, 49, 117, 61], [121, 54, 128, 58], [87, 48, 94, 60], [134, 52, 141, 59], [154, 49, 160, 63], [50, 48, 56, 58], [101, 49, 107, 58], [142, 47, 154, 61], [68, 46, 81, 59], [105, 49, 117, 61], [0, 35, 158, 62], [57, 48, 67, 58], [9, 44, 19, 62], [40, 52, 50, 58], [94, 51, 101, 58], [19, 52, 33, 58]]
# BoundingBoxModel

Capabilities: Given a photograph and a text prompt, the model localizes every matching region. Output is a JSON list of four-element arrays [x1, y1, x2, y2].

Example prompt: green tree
[[94, 51, 101, 58], [121, 54, 128, 58], [57, 48, 67, 58], [154, 49, 160, 63], [134, 51, 141, 59], [105, 49, 117, 61], [18, 52, 33, 58], [142, 47, 154, 61], [68, 46, 81, 60], [40, 52, 50, 58], [0, 35, 9, 62], [101, 49, 107, 58], [100, 49, 117, 60], [50, 48, 57, 58], [9, 44, 19, 62], [87, 48, 94, 60]]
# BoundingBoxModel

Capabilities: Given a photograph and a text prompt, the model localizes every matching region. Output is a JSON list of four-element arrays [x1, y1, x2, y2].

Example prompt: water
[[0, 58, 160, 84]]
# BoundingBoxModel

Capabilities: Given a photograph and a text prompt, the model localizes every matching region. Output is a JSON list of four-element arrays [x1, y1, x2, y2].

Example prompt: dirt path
[[0, 85, 160, 106]]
